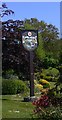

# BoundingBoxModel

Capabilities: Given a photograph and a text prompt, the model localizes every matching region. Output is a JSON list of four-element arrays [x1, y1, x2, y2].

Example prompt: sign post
[[30, 51, 34, 96], [21, 30, 38, 97]]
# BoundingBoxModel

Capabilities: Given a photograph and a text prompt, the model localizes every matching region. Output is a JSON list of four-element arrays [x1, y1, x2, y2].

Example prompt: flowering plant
[[33, 95, 49, 107], [39, 79, 50, 84], [39, 79, 50, 89], [35, 84, 43, 90], [32, 95, 49, 114]]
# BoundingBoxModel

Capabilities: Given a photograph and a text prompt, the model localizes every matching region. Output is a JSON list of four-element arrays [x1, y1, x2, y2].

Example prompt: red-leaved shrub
[[32, 95, 49, 107]]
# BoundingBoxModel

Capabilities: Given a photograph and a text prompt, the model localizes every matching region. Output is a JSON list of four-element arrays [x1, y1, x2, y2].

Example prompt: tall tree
[[0, 3, 14, 18]]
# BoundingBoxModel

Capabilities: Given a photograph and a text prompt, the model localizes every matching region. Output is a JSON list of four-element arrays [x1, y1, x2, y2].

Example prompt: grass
[[2, 94, 35, 118], [0, 96, 2, 120], [2, 100, 34, 118]]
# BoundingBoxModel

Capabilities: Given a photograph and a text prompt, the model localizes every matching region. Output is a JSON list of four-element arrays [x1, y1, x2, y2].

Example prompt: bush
[[2, 79, 28, 95], [32, 95, 62, 120], [3, 69, 15, 79], [35, 84, 43, 91], [43, 84, 50, 88], [41, 67, 60, 82], [39, 79, 50, 88], [32, 106, 62, 120], [34, 80, 38, 85], [32, 95, 49, 108], [15, 80, 28, 94], [39, 79, 50, 84], [2, 79, 17, 95], [34, 72, 40, 80]]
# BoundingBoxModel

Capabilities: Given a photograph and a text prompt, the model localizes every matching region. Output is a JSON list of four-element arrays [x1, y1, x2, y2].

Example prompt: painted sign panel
[[21, 30, 38, 51]]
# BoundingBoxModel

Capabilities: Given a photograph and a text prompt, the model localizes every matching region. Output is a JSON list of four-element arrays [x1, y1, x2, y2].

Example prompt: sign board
[[21, 30, 38, 51]]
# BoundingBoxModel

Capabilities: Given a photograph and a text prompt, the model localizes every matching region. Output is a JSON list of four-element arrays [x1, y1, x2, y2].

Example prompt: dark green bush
[[2, 79, 17, 95], [15, 80, 28, 94], [2, 79, 28, 95]]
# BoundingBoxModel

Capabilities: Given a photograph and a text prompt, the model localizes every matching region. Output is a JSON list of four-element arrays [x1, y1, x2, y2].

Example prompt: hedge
[[2, 79, 28, 95]]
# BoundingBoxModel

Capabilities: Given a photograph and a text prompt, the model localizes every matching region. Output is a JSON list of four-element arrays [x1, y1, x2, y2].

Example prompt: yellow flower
[[39, 79, 50, 85], [35, 84, 43, 90]]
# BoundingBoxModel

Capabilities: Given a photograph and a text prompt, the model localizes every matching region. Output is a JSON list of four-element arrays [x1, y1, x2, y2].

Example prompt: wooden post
[[30, 51, 34, 97]]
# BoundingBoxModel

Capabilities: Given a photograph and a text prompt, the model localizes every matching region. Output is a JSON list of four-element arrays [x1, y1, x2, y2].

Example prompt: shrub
[[35, 84, 43, 90], [3, 69, 15, 79], [34, 80, 37, 85], [2, 79, 28, 95], [41, 67, 60, 82], [32, 95, 62, 119], [59, 83, 62, 93], [2, 79, 17, 95], [34, 83, 43, 93], [15, 80, 28, 94], [32, 95, 49, 108], [39, 79, 50, 88], [39, 79, 50, 84], [43, 84, 50, 88], [32, 106, 62, 120], [34, 72, 40, 80]]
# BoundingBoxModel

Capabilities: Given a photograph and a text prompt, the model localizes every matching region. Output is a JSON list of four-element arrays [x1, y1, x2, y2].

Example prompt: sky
[[1, 0, 61, 2], [2, 2, 60, 32]]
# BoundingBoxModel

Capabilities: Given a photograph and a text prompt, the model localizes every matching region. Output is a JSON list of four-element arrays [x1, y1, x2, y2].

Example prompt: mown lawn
[[2, 95, 35, 119], [0, 95, 2, 120]]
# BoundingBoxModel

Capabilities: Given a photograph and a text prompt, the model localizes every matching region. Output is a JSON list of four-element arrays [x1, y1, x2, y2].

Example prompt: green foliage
[[5, 69, 14, 74], [24, 23, 35, 30], [2, 79, 28, 95], [2, 69, 19, 80], [43, 84, 50, 88], [41, 67, 60, 82], [0, 76, 2, 95], [32, 94, 62, 119], [59, 83, 62, 90], [15, 80, 28, 93], [2, 79, 17, 95], [39, 79, 50, 88], [34, 72, 41, 80], [34, 106, 62, 120], [35, 33, 45, 60], [51, 68, 59, 76], [47, 82, 62, 98], [43, 56, 59, 68]]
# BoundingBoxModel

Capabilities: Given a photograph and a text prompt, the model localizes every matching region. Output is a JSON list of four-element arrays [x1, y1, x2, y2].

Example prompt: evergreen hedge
[[2, 79, 28, 95]]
